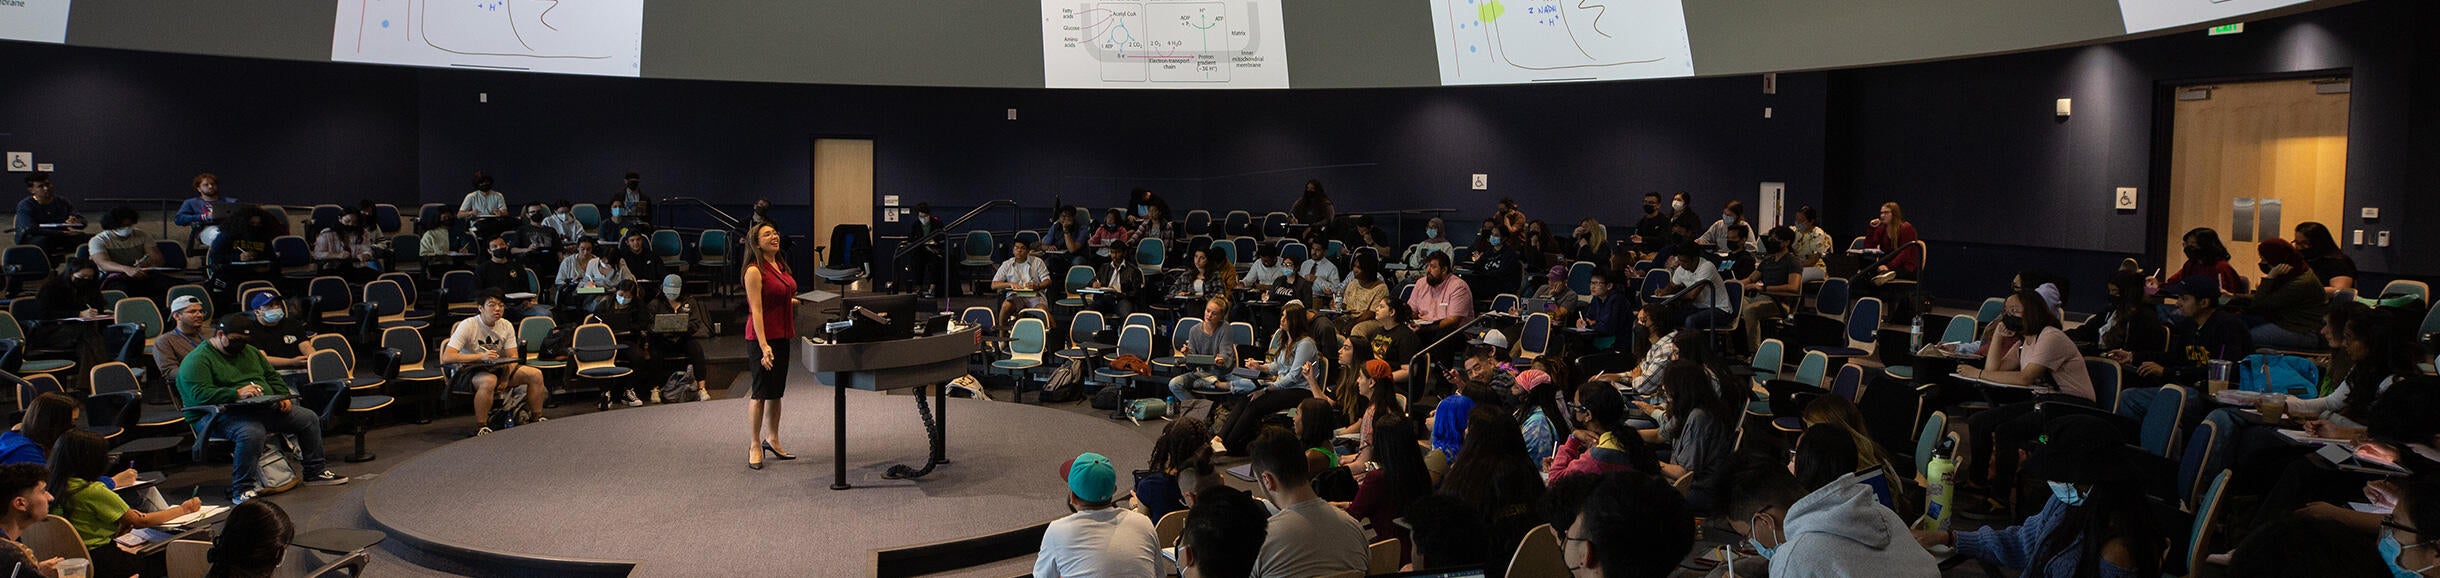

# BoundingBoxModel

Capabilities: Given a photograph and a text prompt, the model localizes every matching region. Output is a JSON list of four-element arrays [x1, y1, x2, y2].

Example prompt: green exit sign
[[2209, 23, 2245, 36]]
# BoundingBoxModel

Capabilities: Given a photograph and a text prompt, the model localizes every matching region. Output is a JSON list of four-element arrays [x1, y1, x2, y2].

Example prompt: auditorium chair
[[571, 203, 602, 232], [1134, 237, 1165, 275], [1182, 210, 1211, 237], [304, 349, 395, 462], [1222, 211, 1252, 238], [374, 203, 403, 235], [89, 361, 186, 438], [110, 296, 163, 350], [155, 240, 191, 271], [1260, 212, 1290, 241], [308, 334, 387, 393], [957, 230, 995, 296], [2, 245, 51, 297], [567, 322, 635, 401], [379, 325, 446, 424], [0, 310, 76, 380], [994, 318, 1049, 402], [1150, 317, 1202, 377]]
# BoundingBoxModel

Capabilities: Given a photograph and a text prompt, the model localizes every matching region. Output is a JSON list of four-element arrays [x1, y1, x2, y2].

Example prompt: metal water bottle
[[1915, 436, 1958, 533], [1910, 315, 1925, 350]]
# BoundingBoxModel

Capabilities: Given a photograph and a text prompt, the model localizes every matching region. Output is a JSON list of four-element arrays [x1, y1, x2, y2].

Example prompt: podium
[[795, 312, 981, 490]]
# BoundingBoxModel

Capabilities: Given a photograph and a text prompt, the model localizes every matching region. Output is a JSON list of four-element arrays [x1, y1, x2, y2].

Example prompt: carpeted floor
[[361, 383, 1152, 577]]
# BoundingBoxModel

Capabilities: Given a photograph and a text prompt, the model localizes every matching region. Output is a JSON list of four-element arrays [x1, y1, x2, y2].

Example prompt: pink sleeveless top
[[745, 261, 796, 340]]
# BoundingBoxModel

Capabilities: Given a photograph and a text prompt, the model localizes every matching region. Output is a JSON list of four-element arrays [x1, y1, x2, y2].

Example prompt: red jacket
[[1863, 222, 1921, 273]]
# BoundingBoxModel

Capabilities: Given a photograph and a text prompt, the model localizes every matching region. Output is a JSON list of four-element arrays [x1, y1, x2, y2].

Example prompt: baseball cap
[[214, 313, 260, 336], [1470, 329, 1509, 349], [245, 291, 282, 312], [2153, 275, 2221, 301], [1516, 369, 1552, 393], [2020, 415, 2134, 485], [169, 295, 205, 315], [1060, 452, 1117, 504], [661, 274, 684, 293]]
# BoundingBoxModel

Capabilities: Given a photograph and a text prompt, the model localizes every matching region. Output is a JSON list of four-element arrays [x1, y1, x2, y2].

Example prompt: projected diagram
[[2117, 0, 2310, 33], [1430, 0, 1694, 85], [333, 0, 644, 77], [1041, 0, 1289, 89], [0, 0, 72, 44]]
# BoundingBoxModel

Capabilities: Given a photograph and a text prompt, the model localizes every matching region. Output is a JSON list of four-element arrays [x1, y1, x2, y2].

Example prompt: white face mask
[[663, 288, 681, 300], [1671, 200, 1686, 212], [112, 227, 136, 238]]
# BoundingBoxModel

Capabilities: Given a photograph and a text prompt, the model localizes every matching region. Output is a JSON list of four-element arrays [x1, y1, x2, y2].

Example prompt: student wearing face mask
[[1790, 206, 1833, 271], [1628, 193, 1672, 253], [588, 280, 653, 409], [473, 237, 551, 319], [611, 232, 669, 288], [1917, 415, 2165, 578], [1721, 455, 1940, 578], [1462, 223, 1522, 296], [506, 202, 562, 270], [2238, 238, 2329, 350], [1695, 200, 1758, 252], [645, 274, 711, 399], [27, 258, 111, 372], [598, 198, 655, 244], [86, 206, 177, 300], [1401, 217, 1454, 275], [458, 171, 517, 240], [1665, 191, 1701, 235], [541, 200, 585, 244], [309, 208, 384, 282], [1955, 289, 2094, 500], [606, 172, 649, 223], [175, 314, 351, 504]]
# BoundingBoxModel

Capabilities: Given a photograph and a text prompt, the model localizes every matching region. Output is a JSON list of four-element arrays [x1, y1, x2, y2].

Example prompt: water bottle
[[1909, 315, 1925, 350], [1914, 436, 1958, 533]]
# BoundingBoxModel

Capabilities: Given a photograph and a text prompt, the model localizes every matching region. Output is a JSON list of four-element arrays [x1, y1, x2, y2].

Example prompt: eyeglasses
[[1566, 402, 1589, 414], [2386, 515, 2423, 536]]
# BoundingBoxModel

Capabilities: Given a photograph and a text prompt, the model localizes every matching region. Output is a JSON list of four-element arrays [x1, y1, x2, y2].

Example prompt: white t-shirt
[[1670, 260, 1734, 312], [446, 316, 517, 358], [542, 213, 586, 241], [1032, 508, 1158, 578], [460, 191, 507, 217], [1241, 260, 1291, 288], [994, 256, 1049, 287], [87, 228, 155, 268], [1250, 498, 1368, 578]]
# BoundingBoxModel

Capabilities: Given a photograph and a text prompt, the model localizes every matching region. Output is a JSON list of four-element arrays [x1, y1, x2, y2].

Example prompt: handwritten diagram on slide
[[0, 0, 72, 44], [1430, 0, 1693, 85], [333, 0, 644, 77], [1041, 0, 1289, 89], [2117, 0, 2310, 33]]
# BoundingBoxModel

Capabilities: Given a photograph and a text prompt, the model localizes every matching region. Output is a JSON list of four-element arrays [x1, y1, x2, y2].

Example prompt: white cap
[[1470, 329, 1509, 349], [169, 295, 205, 315]]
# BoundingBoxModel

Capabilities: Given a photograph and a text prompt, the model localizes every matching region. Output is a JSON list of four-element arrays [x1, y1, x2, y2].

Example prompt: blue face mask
[[257, 309, 285, 325], [1425, 228, 1439, 238], [611, 207, 624, 218], [2047, 481, 2087, 506], [1747, 515, 1781, 559], [2382, 528, 2436, 578], [615, 295, 631, 306], [1488, 236, 1502, 247]]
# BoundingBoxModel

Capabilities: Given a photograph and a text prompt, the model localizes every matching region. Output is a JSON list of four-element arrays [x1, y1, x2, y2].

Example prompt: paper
[[2350, 501, 2395, 515], [163, 505, 230, 529], [2283, 429, 2353, 446]]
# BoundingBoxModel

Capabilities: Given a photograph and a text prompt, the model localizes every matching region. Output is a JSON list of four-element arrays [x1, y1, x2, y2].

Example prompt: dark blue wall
[[1827, 0, 2435, 312]]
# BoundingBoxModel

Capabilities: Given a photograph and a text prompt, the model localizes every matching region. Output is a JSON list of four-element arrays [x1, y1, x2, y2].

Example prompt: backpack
[[657, 368, 703, 403], [535, 322, 580, 360], [1042, 360, 1086, 403], [1125, 398, 1168, 421], [946, 375, 992, 401], [1092, 385, 1125, 410], [253, 436, 303, 495], [2237, 354, 2323, 398]]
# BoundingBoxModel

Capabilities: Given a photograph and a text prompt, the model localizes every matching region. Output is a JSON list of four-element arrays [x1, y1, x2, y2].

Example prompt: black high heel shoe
[[762, 442, 797, 460]]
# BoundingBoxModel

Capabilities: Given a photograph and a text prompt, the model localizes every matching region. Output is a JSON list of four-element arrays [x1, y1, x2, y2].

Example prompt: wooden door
[[2167, 78, 2349, 277], [811, 138, 875, 284]]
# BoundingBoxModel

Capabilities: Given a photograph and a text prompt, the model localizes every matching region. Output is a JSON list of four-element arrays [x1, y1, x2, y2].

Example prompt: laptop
[[650, 313, 691, 333]]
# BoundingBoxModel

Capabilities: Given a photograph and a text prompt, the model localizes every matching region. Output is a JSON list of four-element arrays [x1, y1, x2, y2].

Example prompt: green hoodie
[[174, 340, 290, 428]]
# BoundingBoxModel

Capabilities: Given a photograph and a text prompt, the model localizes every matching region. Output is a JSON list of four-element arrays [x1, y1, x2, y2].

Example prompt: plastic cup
[[56, 558, 89, 578]]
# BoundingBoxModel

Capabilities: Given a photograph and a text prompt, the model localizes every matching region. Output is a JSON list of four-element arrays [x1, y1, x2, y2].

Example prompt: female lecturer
[[744, 223, 798, 470]]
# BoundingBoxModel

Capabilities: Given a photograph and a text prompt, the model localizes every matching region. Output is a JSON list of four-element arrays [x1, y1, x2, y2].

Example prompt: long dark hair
[[1573, 382, 1664, 473], [2294, 222, 2342, 257], [1352, 252, 1382, 285], [206, 501, 295, 578], [2101, 270, 2155, 350], [1296, 397, 1339, 451], [2032, 477, 2164, 578], [1148, 417, 1211, 473], [1435, 407, 1546, 532], [2341, 309, 2422, 423], [1661, 360, 1733, 428], [44, 430, 110, 523], [2182, 228, 2232, 264], [1370, 411, 1433, 508], [1792, 423, 1860, 491], [18, 392, 80, 454]]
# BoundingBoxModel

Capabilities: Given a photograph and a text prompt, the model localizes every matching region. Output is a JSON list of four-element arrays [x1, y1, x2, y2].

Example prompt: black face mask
[[492, 248, 512, 261], [2183, 246, 2206, 261], [1999, 315, 2025, 333], [1644, 203, 1659, 215], [2258, 262, 2276, 274], [529, 213, 546, 224]]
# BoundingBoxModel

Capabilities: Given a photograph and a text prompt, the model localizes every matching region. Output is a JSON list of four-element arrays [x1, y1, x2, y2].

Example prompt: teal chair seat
[[994, 359, 1042, 370]]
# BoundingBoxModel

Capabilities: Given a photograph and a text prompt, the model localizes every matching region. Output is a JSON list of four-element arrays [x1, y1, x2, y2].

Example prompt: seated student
[[26, 258, 109, 370], [2102, 275, 2248, 386], [1851, 202, 1922, 288], [1624, 193, 1671, 252], [609, 231, 666, 286], [2161, 227, 2250, 298], [1461, 222, 1523, 296], [87, 206, 177, 300], [1656, 242, 1734, 329], [1137, 418, 1210, 522], [2067, 270, 2166, 357], [175, 314, 351, 503], [1714, 224, 1758, 281], [644, 274, 711, 397], [1042, 207, 1088, 269], [153, 294, 215, 394], [1739, 226, 1804, 349], [1547, 382, 1662, 482], [1168, 297, 1256, 403], [1645, 361, 1737, 510], [1591, 304, 1682, 396], [1719, 453, 1941, 578], [2291, 221, 2357, 295], [586, 280, 652, 409], [1511, 368, 1562, 466], [206, 500, 297, 578], [1442, 329, 1516, 394], [1438, 408, 1546, 570], [0, 463, 63, 578], [2223, 513, 2390, 578], [308, 207, 384, 283], [990, 240, 1051, 324], [1562, 471, 1696, 578], [555, 237, 618, 299], [1247, 427, 1368, 578], [474, 237, 551, 319], [1695, 200, 1758, 252], [1295, 397, 1345, 475], [1799, 395, 1901, 488], [1402, 494, 1491, 571], [416, 209, 464, 274], [1342, 409, 1429, 564], [1957, 289, 2095, 496], [1213, 303, 1329, 455], [0, 394, 93, 471], [239, 292, 316, 388], [1367, 299, 1421, 385], [1574, 268, 1633, 349], [1239, 245, 1291, 294], [1790, 206, 1834, 273], [1790, 423, 1863, 492], [46, 430, 203, 578], [507, 202, 562, 270], [1335, 254, 1390, 337], [1034, 452, 1158, 577], [14, 173, 88, 257], [542, 199, 586, 244], [2240, 238, 2329, 350], [1401, 218, 1455, 274], [1179, 486, 1268, 578], [1914, 415, 2166, 578], [443, 289, 552, 436], [1405, 252, 1476, 345], [1299, 250, 1344, 304]]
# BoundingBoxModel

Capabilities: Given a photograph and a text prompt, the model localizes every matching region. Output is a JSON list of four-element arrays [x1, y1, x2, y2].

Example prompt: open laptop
[[650, 313, 691, 333]]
